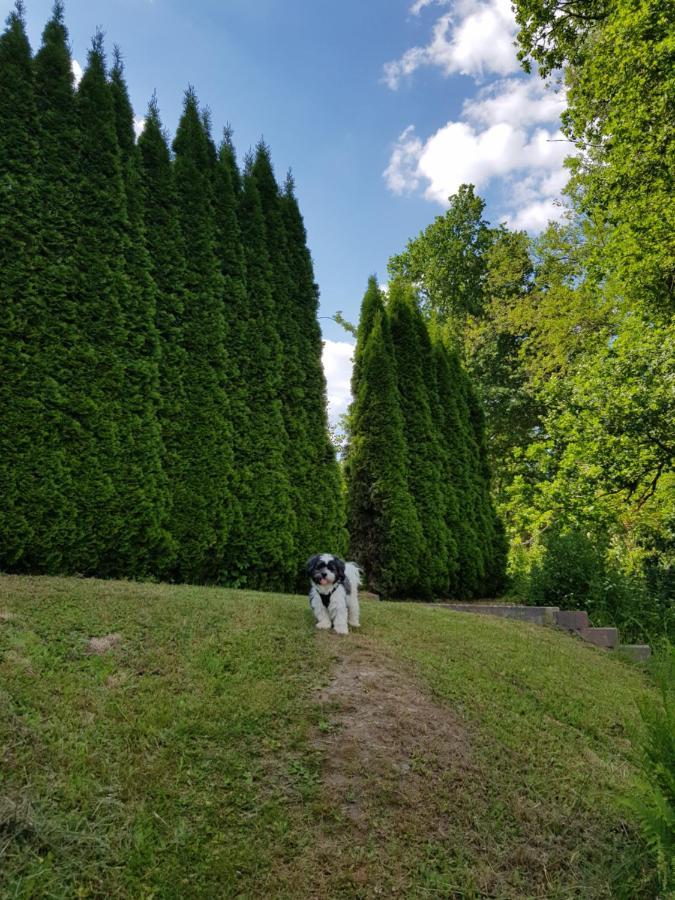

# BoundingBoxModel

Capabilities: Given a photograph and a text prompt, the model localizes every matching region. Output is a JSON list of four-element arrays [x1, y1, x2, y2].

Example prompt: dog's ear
[[334, 557, 346, 580], [306, 555, 320, 574]]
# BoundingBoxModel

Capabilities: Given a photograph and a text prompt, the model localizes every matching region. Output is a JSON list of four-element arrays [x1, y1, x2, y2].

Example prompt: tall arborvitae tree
[[211, 128, 248, 583], [463, 372, 507, 595], [387, 281, 454, 597], [220, 125, 241, 196], [229, 160, 295, 590], [251, 143, 312, 567], [30, 0, 80, 571], [346, 280, 423, 597], [0, 2, 57, 570], [138, 95, 188, 576], [281, 172, 346, 562], [171, 88, 233, 583], [109, 50, 170, 576], [63, 31, 129, 573], [431, 334, 486, 596]]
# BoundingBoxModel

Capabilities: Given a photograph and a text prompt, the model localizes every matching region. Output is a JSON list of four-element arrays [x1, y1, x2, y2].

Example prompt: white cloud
[[384, 0, 518, 88], [386, 119, 568, 203], [71, 58, 83, 87], [133, 116, 146, 139], [506, 197, 565, 231], [463, 77, 566, 128], [322, 339, 354, 425], [409, 0, 449, 15]]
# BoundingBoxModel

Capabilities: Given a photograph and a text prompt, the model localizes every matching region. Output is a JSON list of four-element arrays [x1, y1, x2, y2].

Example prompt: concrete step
[[617, 644, 652, 662], [578, 626, 619, 649], [555, 609, 589, 631], [441, 604, 559, 625]]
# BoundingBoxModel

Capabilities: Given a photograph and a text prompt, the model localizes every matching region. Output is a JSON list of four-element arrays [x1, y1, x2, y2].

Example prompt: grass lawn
[[0, 576, 658, 898]]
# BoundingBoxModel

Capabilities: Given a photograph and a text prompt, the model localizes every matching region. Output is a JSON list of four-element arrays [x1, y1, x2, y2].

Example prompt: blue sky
[[8, 0, 568, 422]]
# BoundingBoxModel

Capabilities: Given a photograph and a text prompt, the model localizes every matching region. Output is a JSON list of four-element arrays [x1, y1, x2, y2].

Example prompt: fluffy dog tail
[[344, 562, 361, 592], [344, 562, 361, 628]]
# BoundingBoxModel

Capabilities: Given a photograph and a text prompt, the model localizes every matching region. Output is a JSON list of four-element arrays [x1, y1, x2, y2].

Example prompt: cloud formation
[[322, 339, 355, 425], [384, 0, 518, 88], [383, 6, 570, 231], [71, 58, 83, 87]]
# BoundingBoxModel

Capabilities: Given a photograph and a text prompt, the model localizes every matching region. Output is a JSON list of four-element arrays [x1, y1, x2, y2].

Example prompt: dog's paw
[[315, 620, 331, 630], [334, 624, 349, 636], [348, 619, 360, 628]]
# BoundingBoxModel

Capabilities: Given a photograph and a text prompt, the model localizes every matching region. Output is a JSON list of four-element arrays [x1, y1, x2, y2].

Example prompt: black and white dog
[[307, 554, 361, 635]]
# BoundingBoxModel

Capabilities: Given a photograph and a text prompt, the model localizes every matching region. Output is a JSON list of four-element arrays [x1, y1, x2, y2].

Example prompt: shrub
[[623, 642, 675, 896]]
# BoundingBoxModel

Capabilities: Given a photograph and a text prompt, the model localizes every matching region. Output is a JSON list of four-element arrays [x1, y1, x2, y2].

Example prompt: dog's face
[[307, 553, 346, 588]]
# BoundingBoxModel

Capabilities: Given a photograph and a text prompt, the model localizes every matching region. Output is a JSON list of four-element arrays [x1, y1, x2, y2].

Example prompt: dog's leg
[[310, 590, 332, 630], [331, 593, 349, 635], [347, 591, 360, 628]]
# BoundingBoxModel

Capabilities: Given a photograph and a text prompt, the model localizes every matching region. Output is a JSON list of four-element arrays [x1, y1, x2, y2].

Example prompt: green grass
[[0, 576, 659, 898]]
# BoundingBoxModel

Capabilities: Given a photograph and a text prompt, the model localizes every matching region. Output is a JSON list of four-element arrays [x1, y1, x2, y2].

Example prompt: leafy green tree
[[0, 1, 66, 571], [346, 281, 423, 597], [387, 280, 452, 597], [109, 50, 171, 576], [389, 185, 492, 333], [171, 88, 233, 583], [138, 95, 189, 575], [227, 159, 295, 590], [513, 0, 674, 317]]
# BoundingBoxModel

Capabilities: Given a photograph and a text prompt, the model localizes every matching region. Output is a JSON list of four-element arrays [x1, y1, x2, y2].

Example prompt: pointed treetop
[[242, 149, 254, 176], [146, 89, 160, 120], [283, 169, 295, 198], [12, 1, 26, 23], [51, 0, 65, 24], [89, 28, 105, 65], [222, 123, 234, 149], [183, 84, 198, 108], [112, 43, 123, 74]]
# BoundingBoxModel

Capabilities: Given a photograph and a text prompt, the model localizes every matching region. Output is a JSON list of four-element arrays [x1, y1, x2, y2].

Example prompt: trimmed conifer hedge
[[0, 3, 343, 589], [346, 278, 506, 598]]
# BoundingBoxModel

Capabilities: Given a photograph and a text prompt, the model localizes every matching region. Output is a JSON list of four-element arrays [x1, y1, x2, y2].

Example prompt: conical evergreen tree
[[228, 159, 295, 589], [138, 95, 188, 577], [346, 281, 423, 597], [351, 275, 383, 399], [252, 143, 311, 566], [171, 88, 233, 583], [211, 128, 248, 583], [69, 31, 129, 573], [0, 2, 57, 571], [387, 281, 453, 597], [109, 50, 171, 576], [281, 172, 346, 562], [30, 1, 81, 571], [463, 373, 507, 595], [221, 125, 242, 197]]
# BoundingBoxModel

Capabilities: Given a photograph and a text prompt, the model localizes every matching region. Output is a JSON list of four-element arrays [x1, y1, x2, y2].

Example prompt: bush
[[623, 642, 675, 896], [523, 526, 673, 643]]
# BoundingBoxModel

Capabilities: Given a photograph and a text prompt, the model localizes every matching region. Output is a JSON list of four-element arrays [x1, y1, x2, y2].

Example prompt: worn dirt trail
[[297, 632, 475, 897]]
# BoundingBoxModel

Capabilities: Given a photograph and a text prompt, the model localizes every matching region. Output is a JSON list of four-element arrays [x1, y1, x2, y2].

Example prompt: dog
[[307, 554, 361, 635]]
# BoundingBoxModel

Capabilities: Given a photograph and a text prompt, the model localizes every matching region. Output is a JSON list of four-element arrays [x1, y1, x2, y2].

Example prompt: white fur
[[309, 557, 361, 635]]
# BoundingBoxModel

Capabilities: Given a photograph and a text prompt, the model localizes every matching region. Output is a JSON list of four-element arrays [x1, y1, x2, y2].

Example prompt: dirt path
[[300, 633, 475, 897]]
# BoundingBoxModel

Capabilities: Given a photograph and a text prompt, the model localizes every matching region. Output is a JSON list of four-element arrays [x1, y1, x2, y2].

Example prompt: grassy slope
[[0, 576, 657, 899]]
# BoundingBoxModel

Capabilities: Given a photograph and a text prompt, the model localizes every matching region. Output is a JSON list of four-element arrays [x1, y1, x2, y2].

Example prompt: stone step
[[578, 626, 619, 649], [555, 610, 590, 631], [440, 604, 559, 626], [617, 644, 652, 662]]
